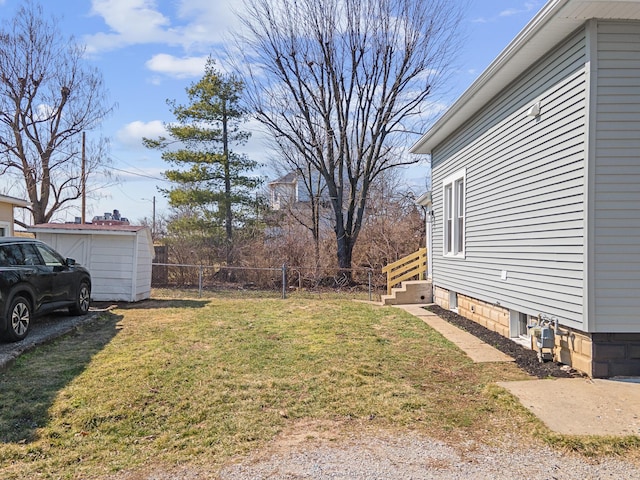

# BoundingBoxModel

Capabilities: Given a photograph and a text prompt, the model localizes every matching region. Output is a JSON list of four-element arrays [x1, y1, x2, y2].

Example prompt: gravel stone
[[0, 308, 105, 370], [216, 433, 640, 480]]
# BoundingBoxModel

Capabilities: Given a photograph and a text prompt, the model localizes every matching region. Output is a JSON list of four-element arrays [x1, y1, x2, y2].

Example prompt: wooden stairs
[[381, 248, 432, 305]]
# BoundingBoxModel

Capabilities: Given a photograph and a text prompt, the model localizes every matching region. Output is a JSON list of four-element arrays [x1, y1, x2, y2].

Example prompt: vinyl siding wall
[[89, 236, 137, 301], [593, 21, 640, 332], [134, 231, 153, 301], [431, 28, 588, 330]]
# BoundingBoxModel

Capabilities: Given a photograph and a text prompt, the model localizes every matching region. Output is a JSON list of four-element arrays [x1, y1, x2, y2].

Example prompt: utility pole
[[152, 195, 156, 239], [81, 132, 86, 223], [142, 196, 157, 239]]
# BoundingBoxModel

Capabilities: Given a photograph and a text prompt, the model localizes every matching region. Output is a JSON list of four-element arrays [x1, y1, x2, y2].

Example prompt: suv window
[[22, 243, 42, 266], [1, 244, 27, 266], [0, 243, 43, 266], [35, 244, 65, 267]]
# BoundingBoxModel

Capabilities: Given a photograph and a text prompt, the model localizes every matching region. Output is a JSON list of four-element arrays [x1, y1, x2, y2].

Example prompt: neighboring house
[[27, 223, 154, 302], [268, 172, 299, 211], [268, 171, 331, 211], [411, 0, 640, 377], [0, 194, 30, 237]]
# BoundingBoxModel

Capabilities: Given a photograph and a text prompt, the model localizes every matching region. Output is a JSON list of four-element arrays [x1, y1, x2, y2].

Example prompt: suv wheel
[[69, 281, 90, 315], [5, 296, 31, 342]]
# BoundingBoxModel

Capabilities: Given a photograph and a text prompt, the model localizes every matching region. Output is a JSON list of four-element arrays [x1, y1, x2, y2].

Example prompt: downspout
[[415, 191, 433, 279], [426, 209, 434, 280]]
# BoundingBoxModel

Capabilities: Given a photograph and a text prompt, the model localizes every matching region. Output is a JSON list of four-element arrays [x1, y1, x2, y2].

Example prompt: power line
[[107, 165, 167, 181], [47, 143, 169, 182], [106, 150, 168, 180]]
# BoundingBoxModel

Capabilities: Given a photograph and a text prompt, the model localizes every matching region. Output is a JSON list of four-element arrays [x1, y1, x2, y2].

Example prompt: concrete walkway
[[390, 303, 640, 436], [394, 304, 513, 363], [497, 377, 640, 436]]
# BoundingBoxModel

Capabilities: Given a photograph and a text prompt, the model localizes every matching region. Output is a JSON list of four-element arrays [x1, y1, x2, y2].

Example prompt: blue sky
[[0, 0, 544, 224]]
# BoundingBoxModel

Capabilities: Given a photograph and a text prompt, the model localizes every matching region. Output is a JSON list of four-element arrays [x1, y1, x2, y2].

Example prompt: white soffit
[[410, 0, 640, 155]]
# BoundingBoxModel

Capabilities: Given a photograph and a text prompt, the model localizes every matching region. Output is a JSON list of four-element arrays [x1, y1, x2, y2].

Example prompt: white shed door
[[45, 234, 91, 267]]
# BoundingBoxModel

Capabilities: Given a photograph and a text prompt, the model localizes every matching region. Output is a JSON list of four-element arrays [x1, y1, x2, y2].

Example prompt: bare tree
[[354, 169, 425, 269], [0, 2, 115, 226], [235, 0, 463, 278], [268, 142, 329, 271]]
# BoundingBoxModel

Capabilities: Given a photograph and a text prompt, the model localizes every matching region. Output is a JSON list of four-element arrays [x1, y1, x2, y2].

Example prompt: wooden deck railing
[[381, 248, 427, 295]]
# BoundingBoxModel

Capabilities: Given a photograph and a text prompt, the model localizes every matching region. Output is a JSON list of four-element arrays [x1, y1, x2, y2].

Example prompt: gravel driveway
[[108, 428, 640, 480], [0, 307, 105, 370], [217, 433, 640, 480]]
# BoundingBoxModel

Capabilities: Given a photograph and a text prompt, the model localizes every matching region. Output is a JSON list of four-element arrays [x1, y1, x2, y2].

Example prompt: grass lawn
[[0, 292, 635, 478]]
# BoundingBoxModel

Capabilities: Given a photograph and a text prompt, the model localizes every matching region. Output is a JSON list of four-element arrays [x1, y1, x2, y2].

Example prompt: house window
[[449, 290, 458, 312], [444, 184, 452, 253], [442, 168, 465, 257]]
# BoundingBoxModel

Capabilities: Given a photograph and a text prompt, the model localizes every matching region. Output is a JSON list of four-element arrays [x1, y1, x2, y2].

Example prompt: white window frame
[[442, 168, 466, 258]]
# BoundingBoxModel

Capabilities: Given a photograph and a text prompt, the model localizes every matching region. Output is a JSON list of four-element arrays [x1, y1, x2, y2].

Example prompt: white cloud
[[499, 1, 542, 18], [240, 118, 273, 164], [116, 120, 167, 149], [420, 100, 450, 121], [83, 0, 244, 54], [174, 0, 244, 50], [145, 54, 208, 78], [36, 103, 54, 121], [84, 0, 182, 53], [499, 8, 519, 18], [471, 2, 542, 23]]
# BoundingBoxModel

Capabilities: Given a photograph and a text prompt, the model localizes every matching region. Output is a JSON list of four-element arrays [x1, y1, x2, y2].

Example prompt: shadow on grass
[[0, 312, 123, 444], [91, 298, 209, 310]]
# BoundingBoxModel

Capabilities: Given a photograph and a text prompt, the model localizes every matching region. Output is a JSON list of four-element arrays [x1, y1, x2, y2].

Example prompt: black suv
[[0, 237, 91, 342]]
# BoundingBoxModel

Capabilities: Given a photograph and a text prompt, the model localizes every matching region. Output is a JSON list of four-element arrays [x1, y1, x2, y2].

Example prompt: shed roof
[[410, 0, 640, 155], [28, 223, 149, 236]]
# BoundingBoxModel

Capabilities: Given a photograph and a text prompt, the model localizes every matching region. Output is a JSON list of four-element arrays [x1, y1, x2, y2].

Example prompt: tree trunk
[[222, 101, 233, 264], [335, 226, 354, 284]]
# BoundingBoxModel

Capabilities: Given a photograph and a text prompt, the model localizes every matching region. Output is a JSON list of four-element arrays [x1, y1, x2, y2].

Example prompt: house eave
[[0, 194, 30, 208], [415, 191, 432, 209], [410, 0, 640, 155]]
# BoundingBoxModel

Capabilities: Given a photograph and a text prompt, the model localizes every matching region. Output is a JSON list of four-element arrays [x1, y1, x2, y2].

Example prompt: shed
[[27, 223, 154, 302]]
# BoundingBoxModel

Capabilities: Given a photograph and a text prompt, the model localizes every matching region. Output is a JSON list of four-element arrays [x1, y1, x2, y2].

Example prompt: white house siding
[[134, 230, 153, 301], [431, 28, 588, 330], [89, 235, 136, 300], [592, 21, 640, 332]]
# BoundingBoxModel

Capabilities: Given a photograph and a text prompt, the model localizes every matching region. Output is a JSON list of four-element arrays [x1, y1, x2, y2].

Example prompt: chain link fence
[[152, 262, 387, 300]]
